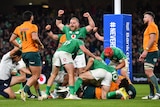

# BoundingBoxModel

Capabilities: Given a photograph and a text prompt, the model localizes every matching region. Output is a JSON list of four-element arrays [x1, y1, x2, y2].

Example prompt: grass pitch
[[0, 84, 160, 107]]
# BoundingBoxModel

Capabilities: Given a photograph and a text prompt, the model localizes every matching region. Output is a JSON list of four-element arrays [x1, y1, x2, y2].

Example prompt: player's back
[[15, 22, 39, 52]]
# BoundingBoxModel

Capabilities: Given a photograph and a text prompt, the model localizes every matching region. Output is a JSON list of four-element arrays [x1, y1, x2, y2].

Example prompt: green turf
[[0, 84, 160, 107]]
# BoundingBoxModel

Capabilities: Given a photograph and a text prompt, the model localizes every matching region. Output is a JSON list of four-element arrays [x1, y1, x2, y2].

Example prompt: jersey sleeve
[[16, 59, 26, 70], [119, 50, 127, 59], [79, 27, 87, 38], [2, 52, 11, 61], [148, 24, 157, 34], [31, 24, 38, 33], [113, 47, 126, 59], [77, 39, 84, 47], [62, 25, 69, 34], [13, 26, 20, 36], [100, 51, 105, 60]]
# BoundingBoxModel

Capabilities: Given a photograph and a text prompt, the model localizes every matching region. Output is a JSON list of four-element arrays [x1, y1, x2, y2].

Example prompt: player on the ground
[[101, 47, 132, 84], [74, 57, 119, 99], [42, 38, 101, 99], [0, 47, 28, 99]]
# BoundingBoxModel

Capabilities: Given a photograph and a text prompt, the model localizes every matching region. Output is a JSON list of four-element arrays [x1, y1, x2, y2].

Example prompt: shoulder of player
[[2, 52, 11, 61], [31, 24, 38, 28], [148, 22, 158, 28]]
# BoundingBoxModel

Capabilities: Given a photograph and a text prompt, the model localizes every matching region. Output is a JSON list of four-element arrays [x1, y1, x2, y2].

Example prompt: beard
[[143, 20, 149, 25]]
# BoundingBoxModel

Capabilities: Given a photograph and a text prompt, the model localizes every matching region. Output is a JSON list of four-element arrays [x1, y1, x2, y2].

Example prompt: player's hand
[[95, 56, 102, 61], [36, 44, 44, 50], [45, 24, 51, 30], [83, 12, 90, 18], [39, 44, 44, 50], [58, 10, 64, 16], [81, 70, 87, 73], [139, 50, 148, 62]]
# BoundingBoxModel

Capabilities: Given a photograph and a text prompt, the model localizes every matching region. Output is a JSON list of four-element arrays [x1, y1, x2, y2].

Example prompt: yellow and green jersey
[[143, 22, 159, 52], [13, 21, 39, 53]]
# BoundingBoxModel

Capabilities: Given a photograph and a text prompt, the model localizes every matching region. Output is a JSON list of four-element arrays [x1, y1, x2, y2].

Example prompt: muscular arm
[[139, 33, 156, 62], [47, 31, 59, 40], [10, 47, 20, 56], [80, 45, 97, 59], [45, 24, 59, 40], [56, 10, 65, 31], [9, 33, 20, 48], [146, 33, 156, 50], [84, 57, 94, 71], [115, 59, 125, 70], [93, 27, 104, 41], [32, 32, 44, 49], [95, 32, 104, 42], [84, 12, 95, 32]]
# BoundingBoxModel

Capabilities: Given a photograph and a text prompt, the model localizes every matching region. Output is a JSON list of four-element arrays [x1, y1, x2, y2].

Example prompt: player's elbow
[[32, 34, 39, 41], [9, 38, 13, 43], [9, 38, 15, 45]]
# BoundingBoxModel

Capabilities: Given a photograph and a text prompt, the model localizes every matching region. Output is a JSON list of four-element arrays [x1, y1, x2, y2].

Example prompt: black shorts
[[0, 77, 11, 91]]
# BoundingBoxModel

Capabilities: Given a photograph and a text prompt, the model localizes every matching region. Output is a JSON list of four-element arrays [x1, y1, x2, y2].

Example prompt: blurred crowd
[[0, 3, 160, 76]]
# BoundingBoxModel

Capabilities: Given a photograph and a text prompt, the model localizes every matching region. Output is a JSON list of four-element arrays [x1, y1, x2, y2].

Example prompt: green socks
[[69, 86, 75, 95], [150, 75, 160, 93], [37, 88, 41, 96], [74, 78, 83, 94], [107, 91, 116, 99], [24, 85, 30, 93], [148, 81, 155, 96], [46, 86, 51, 95]]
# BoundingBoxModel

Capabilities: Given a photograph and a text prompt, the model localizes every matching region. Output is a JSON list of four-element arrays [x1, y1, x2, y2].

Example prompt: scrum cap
[[104, 47, 113, 57]]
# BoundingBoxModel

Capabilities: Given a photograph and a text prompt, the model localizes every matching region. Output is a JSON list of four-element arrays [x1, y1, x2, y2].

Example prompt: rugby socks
[[22, 81, 33, 96], [150, 75, 160, 93], [55, 83, 60, 89], [27, 89, 32, 95], [107, 91, 116, 99], [74, 78, 83, 94], [69, 86, 74, 95], [20, 83, 23, 89], [148, 81, 155, 96], [46, 86, 51, 95], [24, 85, 30, 93], [37, 88, 42, 96]]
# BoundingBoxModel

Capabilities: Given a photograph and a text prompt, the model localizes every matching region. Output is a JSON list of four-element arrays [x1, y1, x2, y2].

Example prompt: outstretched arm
[[80, 45, 102, 61], [93, 27, 104, 41], [83, 12, 95, 32], [10, 33, 21, 48], [115, 59, 125, 70], [10, 47, 20, 56], [83, 57, 94, 71], [45, 24, 59, 40], [56, 10, 65, 31], [95, 32, 104, 42]]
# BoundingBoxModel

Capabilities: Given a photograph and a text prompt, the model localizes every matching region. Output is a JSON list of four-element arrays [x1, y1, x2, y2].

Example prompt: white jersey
[[0, 52, 21, 80], [12, 58, 26, 73]]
